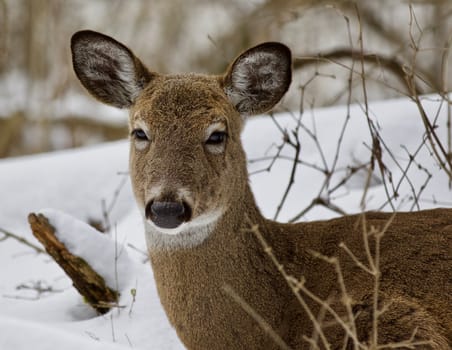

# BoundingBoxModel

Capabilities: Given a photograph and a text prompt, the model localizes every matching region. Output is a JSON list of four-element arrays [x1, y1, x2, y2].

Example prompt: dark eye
[[206, 131, 227, 145], [132, 129, 148, 141]]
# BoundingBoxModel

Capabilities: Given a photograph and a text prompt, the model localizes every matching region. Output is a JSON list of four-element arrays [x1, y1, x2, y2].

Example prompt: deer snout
[[145, 200, 192, 229]]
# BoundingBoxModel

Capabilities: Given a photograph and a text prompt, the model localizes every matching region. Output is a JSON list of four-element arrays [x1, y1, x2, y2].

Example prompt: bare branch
[[222, 284, 293, 350], [0, 226, 46, 254], [294, 49, 423, 97]]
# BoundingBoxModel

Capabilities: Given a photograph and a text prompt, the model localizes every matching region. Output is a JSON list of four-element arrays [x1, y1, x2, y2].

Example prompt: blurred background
[[0, 0, 451, 158]]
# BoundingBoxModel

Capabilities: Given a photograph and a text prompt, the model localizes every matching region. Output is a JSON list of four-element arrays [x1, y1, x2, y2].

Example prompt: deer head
[[71, 30, 291, 249]]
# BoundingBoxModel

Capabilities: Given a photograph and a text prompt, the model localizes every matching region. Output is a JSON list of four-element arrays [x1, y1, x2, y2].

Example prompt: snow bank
[[39, 208, 134, 292], [0, 140, 133, 232]]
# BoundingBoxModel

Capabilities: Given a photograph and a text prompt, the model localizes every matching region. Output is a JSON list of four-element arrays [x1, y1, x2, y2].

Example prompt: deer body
[[71, 30, 451, 349], [149, 195, 451, 349]]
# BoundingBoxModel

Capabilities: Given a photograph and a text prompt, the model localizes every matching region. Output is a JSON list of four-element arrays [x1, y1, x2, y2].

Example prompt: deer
[[71, 30, 451, 350]]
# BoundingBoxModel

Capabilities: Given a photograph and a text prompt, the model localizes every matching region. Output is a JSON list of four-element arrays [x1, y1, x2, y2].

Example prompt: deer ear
[[71, 30, 153, 109], [222, 42, 292, 116]]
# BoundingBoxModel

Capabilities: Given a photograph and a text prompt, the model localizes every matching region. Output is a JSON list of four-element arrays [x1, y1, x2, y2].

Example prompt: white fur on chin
[[144, 209, 223, 250]]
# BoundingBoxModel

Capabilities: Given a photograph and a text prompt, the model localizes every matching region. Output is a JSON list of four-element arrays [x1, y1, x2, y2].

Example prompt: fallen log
[[28, 213, 118, 314]]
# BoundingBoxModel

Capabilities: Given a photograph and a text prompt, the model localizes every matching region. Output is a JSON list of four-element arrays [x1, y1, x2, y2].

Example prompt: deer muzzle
[[145, 200, 192, 229]]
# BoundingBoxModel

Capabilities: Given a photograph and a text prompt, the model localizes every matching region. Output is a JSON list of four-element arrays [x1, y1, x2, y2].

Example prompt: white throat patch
[[143, 209, 223, 250]]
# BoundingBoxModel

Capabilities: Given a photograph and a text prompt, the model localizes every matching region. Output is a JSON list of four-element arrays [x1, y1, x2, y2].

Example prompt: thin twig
[[246, 219, 332, 350], [404, 4, 452, 182], [222, 284, 293, 350], [0, 227, 46, 254], [307, 251, 359, 350], [273, 129, 301, 220], [102, 173, 129, 233]]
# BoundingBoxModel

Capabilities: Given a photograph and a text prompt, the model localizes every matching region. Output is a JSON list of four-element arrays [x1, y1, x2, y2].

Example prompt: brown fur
[[71, 30, 452, 349]]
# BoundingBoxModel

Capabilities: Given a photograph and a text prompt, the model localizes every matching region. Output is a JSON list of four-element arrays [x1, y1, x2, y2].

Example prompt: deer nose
[[145, 200, 191, 229]]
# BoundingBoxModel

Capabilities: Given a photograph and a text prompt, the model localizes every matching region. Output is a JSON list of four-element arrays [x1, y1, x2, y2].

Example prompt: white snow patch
[[0, 315, 130, 350]]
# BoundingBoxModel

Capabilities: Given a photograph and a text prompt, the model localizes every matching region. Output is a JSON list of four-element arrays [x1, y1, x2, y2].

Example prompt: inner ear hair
[[223, 42, 292, 116]]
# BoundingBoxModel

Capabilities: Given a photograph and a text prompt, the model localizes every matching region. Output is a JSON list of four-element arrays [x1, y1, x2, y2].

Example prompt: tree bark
[[28, 213, 118, 314]]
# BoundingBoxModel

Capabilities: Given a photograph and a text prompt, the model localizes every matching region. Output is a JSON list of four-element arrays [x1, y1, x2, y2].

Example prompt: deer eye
[[206, 131, 227, 145], [131, 128, 149, 141]]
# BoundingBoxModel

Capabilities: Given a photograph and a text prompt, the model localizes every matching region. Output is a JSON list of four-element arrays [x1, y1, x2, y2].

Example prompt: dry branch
[[28, 213, 118, 314], [222, 284, 292, 350], [294, 48, 424, 96], [0, 225, 46, 254]]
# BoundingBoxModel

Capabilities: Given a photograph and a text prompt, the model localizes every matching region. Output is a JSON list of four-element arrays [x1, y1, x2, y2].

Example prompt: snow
[[0, 94, 451, 349], [0, 315, 130, 350], [246, 95, 452, 221]]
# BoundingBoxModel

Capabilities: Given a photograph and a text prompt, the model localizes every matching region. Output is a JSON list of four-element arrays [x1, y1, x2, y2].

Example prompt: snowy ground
[[0, 95, 451, 349]]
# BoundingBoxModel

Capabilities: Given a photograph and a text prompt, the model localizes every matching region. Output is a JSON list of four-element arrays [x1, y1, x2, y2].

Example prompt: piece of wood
[[28, 213, 118, 314]]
